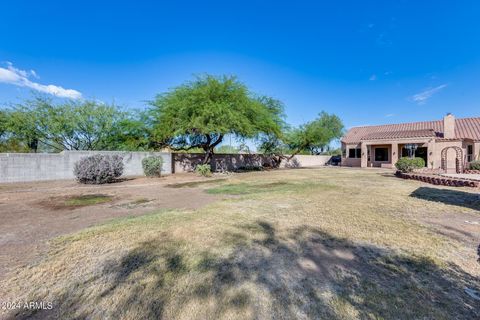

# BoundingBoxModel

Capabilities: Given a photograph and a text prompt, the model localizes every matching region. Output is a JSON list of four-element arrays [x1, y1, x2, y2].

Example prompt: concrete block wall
[[0, 151, 172, 183]]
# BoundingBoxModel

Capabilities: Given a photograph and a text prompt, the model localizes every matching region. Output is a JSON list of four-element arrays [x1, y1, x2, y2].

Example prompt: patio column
[[391, 143, 398, 167], [361, 143, 368, 168], [475, 142, 480, 161], [428, 139, 436, 168]]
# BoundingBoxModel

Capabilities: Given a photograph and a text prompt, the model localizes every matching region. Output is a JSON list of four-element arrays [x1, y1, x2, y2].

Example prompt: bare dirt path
[[0, 174, 220, 280]]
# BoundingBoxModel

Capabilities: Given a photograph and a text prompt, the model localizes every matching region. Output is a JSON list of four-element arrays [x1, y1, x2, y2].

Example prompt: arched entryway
[[440, 146, 464, 173]]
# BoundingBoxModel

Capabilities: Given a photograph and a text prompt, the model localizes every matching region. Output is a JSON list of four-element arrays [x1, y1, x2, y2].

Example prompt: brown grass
[[1, 168, 479, 319]]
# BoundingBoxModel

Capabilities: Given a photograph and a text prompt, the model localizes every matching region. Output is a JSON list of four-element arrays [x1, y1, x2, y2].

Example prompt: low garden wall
[[0, 151, 172, 183], [395, 171, 480, 188], [173, 153, 332, 173]]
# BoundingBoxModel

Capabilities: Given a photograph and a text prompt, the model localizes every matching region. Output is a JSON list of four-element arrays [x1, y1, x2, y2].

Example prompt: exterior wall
[[173, 153, 332, 173], [370, 144, 392, 168], [433, 140, 463, 171], [341, 143, 362, 167], [0, 151, 172, 183]]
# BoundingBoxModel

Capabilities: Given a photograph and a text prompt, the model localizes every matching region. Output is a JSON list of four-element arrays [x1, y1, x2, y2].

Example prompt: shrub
[[74, 154, 124, 184], [469, 160, 480, 170], [142, 156, 163, 177], [395, 157, 425, 173], [195, 164, 212, 177]]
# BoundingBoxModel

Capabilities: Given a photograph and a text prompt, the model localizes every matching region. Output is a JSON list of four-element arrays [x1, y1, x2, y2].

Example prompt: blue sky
[[1, 0, 479, 132]]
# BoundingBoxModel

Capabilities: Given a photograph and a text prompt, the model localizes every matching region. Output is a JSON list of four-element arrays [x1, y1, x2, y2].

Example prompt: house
[[341, 114, 480, 172]]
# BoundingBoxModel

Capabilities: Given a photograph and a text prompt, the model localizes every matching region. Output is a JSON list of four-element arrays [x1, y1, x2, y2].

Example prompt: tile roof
[[342, 117, 480, 144]]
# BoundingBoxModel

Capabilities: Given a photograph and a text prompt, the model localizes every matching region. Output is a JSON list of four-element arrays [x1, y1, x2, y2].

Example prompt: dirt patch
[[0, 174, 219, 281]]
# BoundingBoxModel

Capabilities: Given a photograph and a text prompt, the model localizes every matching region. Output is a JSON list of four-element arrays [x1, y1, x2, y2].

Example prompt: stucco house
[[341, 114, 480, 172]]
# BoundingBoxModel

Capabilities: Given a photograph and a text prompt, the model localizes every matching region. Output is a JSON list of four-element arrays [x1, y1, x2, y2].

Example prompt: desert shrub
[[195, 164, 212, 177], [469, 160, 480, 170], [74, 154, 124, 184], [395, 157, 425, 173], [142, 156, 163, 177]]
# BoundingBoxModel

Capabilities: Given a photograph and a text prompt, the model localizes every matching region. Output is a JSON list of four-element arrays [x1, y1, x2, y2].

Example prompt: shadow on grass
[[410, 187, 480, 211], [8, 223, 480, 320]]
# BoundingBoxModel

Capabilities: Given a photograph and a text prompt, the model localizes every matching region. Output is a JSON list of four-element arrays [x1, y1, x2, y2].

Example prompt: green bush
[[142, 156, 163, 177], [395, 157, 425, 173], [195, 164, 212, 177], [469, 160, 480, 170]]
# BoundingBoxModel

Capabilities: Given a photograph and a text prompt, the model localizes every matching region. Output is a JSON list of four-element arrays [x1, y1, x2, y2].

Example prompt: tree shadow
[[410, 186, 480, 211], [7, 222, 480, 319]]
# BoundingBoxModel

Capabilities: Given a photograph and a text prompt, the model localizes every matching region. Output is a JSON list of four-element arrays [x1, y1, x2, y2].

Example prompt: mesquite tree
[[150, 75, 284, 164]]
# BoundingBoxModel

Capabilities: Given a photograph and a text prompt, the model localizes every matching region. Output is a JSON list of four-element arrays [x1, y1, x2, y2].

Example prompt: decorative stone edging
[[395, 171, 479, 188], [465, 169, 480, 174]]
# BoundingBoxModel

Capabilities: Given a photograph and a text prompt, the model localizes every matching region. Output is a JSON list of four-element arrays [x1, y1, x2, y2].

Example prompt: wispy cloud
[[411, 84, 447, 105], [385, 113, 396, 118], [0, 62, 81, 99], [369, 74, 377, 81]]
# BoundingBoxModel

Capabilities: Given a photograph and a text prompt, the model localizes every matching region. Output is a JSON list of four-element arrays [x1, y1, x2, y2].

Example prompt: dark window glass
[[356, 148, 361, 158], [348, 149, 356, 158], [375, 148, 389, 161], [467, 145, 473, 162]]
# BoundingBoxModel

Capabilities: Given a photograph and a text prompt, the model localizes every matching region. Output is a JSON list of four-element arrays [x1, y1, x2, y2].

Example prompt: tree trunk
[[202, 148, 213, 165]]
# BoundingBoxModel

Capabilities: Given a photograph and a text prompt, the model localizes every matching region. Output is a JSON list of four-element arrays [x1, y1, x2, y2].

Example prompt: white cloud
[[411, 84, 447, 105], [385, 113, 396, 118], [0, 62, 81, 99], [369, 74, 377, 81]]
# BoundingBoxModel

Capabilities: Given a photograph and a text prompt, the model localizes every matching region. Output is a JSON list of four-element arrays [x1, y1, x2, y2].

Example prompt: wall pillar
[[361, 143, 368, 168], [427, 139, 436, 168], [475, 142, 480, 161], [391, 143, 398, 166]]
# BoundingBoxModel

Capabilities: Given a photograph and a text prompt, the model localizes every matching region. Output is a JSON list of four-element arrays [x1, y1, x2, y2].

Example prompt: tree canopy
[[150, 75, 284, 163], [0, 97, 150, 152], [259, 111, 344, 166]]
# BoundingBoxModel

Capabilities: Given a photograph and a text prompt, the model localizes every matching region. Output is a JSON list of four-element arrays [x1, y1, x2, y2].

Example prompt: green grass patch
[[64, 194, 113, 207], [207, 180, 336, 195], [165, 178, 225, 188]]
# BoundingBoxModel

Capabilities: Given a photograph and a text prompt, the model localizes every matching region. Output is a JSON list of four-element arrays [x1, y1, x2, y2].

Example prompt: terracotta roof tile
[[342, 117, 480, 144]]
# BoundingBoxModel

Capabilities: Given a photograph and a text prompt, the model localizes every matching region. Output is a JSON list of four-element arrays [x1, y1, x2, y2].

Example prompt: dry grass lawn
[[1, 168, 479, 319]]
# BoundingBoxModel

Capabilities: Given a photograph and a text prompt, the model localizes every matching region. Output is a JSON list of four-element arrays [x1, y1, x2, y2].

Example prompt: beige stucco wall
[[341, 143, 361, 167], [341, 138, 477, 170]]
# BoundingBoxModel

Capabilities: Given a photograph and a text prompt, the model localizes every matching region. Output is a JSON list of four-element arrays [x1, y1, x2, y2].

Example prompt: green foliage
[[150, 75, 284, 164], [258, 111, 344, 166], [469, 160, 480, 170], [195, 164, 212, 177], [395, 157, 425, 173], [1, 97, 150, 152], [215, 145, 241, 154], [142, 156, 164, 177]]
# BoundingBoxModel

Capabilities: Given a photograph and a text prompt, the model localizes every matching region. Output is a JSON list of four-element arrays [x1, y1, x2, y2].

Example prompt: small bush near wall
[[195, 164, 212, 177], [469, 160, 480, 170], [142, 156, 163, 177], [74, 154, 124, 184], [395, 157, 425, 173]]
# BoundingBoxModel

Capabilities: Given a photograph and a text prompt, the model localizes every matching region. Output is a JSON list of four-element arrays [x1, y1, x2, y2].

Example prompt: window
[[342, 148, 346, 158], [374, 147, 389, 162], [467, 145, 473, 162], [348, 148, 361, 158]]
